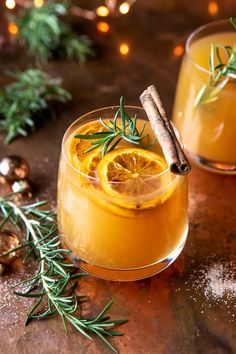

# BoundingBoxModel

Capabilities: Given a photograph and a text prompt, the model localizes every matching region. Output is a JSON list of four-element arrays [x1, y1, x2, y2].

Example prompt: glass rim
[[185, 18, 234, 75], [61, 105, 181, 184]]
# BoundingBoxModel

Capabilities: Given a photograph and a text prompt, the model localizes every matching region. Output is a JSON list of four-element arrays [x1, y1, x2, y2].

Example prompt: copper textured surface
[[0, 1, 236, 353]]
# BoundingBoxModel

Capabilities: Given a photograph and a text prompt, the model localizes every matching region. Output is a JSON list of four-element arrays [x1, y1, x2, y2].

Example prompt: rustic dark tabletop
[[0, 1, 236, 353]]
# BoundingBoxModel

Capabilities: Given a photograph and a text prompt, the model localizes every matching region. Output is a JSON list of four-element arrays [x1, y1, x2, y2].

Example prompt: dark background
[[0, 1, 236, 353]]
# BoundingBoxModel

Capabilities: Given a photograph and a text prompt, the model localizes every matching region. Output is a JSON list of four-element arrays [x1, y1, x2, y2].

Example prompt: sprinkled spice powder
[[173, 260, 236, 323], [0, 261, 36, 332], [185, 260, 236, 306], [204, 263, 236, 300]]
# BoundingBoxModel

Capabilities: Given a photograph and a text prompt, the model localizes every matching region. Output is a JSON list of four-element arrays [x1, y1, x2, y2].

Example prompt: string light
[[173, 45, 184, 57], [119, 43, 129, 55], [97, 22, 110, 33], [208, 1, 219, 16], [119, 2, 130, 14], [5, 0, 16, 10], [74, 1, 137, 20], [8, 22, 18, 35], [96, 6, 109, 17], [34, 0, 44, 7]]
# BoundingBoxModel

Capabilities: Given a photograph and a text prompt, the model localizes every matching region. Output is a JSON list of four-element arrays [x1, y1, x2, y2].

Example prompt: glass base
[[66, 227, 188, 281], [190, 153, 236, 175]]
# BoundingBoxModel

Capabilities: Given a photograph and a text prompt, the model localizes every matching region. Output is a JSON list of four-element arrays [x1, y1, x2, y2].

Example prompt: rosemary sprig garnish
[[14, 1, 93, 62], [0, 68, 71, 144], [75, 97, 147, 156], [231, 18, 236, 30], [0, 193, 127, 353], [194, 18, 236, 107]]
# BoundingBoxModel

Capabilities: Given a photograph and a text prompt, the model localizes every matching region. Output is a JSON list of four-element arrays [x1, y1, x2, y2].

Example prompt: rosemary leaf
[[14, 291, 46, 298], [0, 193, 127, 353], [102, 136, 115, 156], [74, 97, 148, 155], [230, 17, 236, 29], [75, 132, 111, 140], [113, 109, 120, 131], [195, 18, 236, 107], [107, 137, 123, 153], [99, 118, 114, 132], [0, 68, 71, 143], [14, 1, 93, 62], [120, 97, 126, 130], [83, 144, 102, 154], [121, 135, 140, 144], [209, 43, 215, 74]]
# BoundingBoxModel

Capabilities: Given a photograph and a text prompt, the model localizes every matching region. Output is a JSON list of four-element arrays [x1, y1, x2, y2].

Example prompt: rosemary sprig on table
[[195, 18, 236, 107], [0, 193, 127, 353], [14, 1, 93, 62], [0, 68, 71, 144], [75, 97, 147, 156]]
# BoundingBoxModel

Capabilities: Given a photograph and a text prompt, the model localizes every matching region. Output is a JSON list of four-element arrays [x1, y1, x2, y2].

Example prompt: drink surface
[[58, 116, 188, 280], [190, 32, 235, 69], [173, 31, 236, 164]]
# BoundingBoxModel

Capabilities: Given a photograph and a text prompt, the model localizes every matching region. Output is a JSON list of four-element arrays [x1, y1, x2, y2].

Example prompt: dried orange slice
[[97, 147, 175, 209], [79, 151, 137, 217], [69, 121, 105, 169], [79, 150, 102, 179]]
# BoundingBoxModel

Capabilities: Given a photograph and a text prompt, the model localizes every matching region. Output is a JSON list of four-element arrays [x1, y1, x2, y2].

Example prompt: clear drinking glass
[[172, 19, 236, 174], [57, 106, 189, 281]]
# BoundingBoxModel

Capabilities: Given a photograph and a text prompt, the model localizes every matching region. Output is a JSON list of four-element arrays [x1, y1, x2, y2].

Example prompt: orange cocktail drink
[[173, 20, 236, 174], [58, 106, 188, 281]]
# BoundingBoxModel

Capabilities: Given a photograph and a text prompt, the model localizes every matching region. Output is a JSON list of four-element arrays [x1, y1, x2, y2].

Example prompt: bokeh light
[[208, 1, 219, 16], [119, 43, 130, 55], [5, 0, 16, 10], [119, 2, 130, 15], [8, 22, 18, 35], [34, 0, 44, 7], [173, 45, 184, 57], [97, 22, 110, 33], [96, 6, 109, 17]]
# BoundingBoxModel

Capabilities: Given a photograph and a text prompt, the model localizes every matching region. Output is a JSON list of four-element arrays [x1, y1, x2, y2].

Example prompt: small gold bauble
[[0, 156, 30, 182], [12, 179, 32, 200], [0, 230, 21, 265]]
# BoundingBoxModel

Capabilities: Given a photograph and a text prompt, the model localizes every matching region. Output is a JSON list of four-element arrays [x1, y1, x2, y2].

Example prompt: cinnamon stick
[[140, 85, 191, 175]]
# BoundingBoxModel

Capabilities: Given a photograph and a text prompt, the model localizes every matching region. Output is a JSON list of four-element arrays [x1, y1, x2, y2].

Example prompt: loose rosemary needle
[[74, 97, 148, 156], [0, 193, 127, 353]]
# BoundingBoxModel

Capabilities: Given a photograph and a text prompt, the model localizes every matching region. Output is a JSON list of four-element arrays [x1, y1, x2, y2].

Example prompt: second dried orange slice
[[97, 147, 175, 209], [69, 121, 105, 169]]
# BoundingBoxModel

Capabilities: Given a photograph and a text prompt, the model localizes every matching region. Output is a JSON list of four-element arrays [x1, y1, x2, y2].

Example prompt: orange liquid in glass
[[173, 32, 236, 164], [58, 118, 188, 280]]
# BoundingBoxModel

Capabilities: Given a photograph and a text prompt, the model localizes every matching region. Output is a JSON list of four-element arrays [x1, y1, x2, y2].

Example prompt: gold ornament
[[12, 179, 32, 199], [0, 155, 29, 182], [0, 230, 21, 265]]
